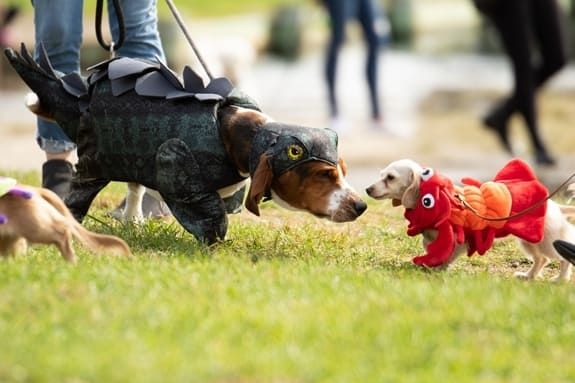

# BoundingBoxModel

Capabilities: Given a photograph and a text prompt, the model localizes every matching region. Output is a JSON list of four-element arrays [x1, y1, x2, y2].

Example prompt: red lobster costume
[[404, 159, 548, 267]]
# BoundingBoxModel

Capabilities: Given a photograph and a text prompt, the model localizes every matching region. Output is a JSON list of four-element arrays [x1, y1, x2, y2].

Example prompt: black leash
[[95, 0, 125, 55], [455, 172, 575, 222]]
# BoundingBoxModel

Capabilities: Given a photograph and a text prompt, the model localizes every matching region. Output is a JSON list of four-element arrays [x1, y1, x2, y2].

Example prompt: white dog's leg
[[123, 183, 146, 222], [515, 241, 549, 280], [550, 260, 572, 283]]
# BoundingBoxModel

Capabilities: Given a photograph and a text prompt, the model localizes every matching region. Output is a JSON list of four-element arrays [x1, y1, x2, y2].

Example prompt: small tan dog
[[0, 184, 131, 262], [366, 159, 575, 281]]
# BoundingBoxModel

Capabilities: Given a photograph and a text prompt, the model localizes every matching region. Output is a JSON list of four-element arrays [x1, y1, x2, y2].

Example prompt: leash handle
[[96, 0, 125, 53], [164, 0, 214, 81], [456, 172, 575, 222]]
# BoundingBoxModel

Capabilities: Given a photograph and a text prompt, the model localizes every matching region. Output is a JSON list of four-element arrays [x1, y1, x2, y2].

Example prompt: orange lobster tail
[[450, 183, 512, 230]]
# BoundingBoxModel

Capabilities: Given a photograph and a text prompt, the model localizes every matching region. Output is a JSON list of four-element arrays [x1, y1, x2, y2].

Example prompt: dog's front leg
[[155, 139, 228, 244], [164, 194, 228, 245]]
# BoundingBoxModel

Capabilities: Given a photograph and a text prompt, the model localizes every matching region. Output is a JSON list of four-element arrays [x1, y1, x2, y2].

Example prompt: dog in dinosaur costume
[[404, 159, 548, 267], [5, 44, 366, 244]]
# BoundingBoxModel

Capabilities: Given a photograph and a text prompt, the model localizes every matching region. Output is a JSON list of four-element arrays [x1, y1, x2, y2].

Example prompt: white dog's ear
[[401, 171, 420, 208]]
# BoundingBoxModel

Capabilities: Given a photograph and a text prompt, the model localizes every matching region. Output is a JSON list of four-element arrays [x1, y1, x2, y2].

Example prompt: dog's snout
[[365, 186, 374, 196], [354, 200, 367, 216]]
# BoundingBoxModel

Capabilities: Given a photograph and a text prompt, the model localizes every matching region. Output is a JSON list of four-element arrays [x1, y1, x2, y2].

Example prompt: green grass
[[1, 172, 575, 383]]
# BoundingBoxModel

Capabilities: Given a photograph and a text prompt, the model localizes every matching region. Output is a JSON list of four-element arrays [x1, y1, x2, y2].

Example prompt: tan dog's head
[[365, 159, 424, 208]]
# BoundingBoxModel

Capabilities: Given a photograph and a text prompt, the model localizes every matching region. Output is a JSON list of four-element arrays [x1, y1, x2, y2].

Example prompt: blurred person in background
[[0, 4, 19, 47], [472, 0, 566, 166], [317, 0, 389, 134]]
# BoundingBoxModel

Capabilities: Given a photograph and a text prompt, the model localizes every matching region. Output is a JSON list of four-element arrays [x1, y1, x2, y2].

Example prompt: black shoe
[[483, 114, 513, 155], [534, 149, 556, 167], [41, 159, 75, 200]]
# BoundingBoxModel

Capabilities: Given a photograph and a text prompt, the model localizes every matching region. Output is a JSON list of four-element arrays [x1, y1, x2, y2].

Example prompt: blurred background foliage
[[4, 0, 307, 17]]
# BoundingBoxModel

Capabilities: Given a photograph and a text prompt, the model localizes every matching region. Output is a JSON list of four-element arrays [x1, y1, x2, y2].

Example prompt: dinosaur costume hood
[[249, 123, 338, 177]]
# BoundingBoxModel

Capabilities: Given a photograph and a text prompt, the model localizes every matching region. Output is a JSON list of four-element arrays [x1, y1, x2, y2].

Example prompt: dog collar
[[249, 123, 339, 177]]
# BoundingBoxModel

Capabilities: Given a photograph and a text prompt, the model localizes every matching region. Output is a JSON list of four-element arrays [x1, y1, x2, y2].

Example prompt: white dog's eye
[[386, 174, 395, 181], [421, 193, 435, 209], [421, 168, 434, 181]]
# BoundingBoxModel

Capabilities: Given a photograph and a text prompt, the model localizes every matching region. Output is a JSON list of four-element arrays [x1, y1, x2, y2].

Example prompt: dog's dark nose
[[354, 200, 367, 216], [365, 186, 373, 196]]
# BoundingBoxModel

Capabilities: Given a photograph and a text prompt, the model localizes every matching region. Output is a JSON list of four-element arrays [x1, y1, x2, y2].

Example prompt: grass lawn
[[1, 171, 575, 383]]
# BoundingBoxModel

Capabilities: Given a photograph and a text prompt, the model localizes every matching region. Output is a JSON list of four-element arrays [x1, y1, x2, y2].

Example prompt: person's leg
[[357, 0, 383, 122], [109, 0, 165, 61], [324, 0, 347, 121], [482, 2, 542, 159], [482, 0, 564, 163], [503, 0, 554, 164], [33, 0, 82, 197], [530, 0, 566, 89]]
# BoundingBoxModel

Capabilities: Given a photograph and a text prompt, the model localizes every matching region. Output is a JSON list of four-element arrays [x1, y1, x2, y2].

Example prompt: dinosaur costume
[[404, 159, 548, 267], [4, 44, 339, 243]]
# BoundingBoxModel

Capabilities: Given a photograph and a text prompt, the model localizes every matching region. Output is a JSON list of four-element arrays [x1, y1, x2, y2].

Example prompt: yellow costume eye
[[287, 144, 304, 160]]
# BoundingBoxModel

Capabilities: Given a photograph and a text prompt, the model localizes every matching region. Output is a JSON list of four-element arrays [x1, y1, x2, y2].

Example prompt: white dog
[[366, 159, 575, 281]]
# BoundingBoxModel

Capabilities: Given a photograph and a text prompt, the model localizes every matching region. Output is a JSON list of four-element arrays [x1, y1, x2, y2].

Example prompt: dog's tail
[[3, 44, 84, 140], [559, 204, 575, 218], [38, 188, 132, 257]]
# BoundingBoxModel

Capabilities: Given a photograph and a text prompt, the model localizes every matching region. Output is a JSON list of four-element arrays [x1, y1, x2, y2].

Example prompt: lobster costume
[[404, 159, 548, 267]]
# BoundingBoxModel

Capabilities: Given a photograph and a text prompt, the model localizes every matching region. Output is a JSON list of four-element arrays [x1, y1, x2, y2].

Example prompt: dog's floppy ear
[[401, 170, 421, 208], [246, 152, 273, 216]]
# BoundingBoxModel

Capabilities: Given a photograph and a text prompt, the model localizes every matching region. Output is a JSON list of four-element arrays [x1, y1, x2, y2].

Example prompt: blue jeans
[[324, 0, 385, 119], [33, 0, 165, 154]]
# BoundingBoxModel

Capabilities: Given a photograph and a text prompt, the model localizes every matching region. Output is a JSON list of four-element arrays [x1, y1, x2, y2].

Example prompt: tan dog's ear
[[245, 153, 273, 216], [338, 158, 347, 176], [401, 170, 420, 208]]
